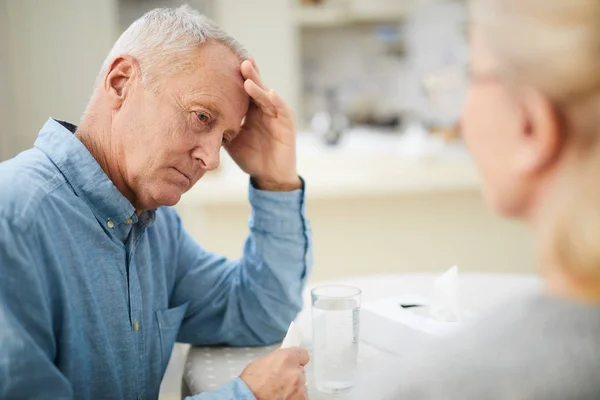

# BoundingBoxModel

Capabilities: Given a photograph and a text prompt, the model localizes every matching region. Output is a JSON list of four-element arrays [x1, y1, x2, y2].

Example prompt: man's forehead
[[165, 42, 249, 116], [196, 40, 244, 74], [189, 47, 245, 92], [175, 64, 247, 102], [174, 76, 249, 122]]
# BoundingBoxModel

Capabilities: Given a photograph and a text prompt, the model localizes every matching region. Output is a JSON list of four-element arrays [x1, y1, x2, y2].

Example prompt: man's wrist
[[251, 175, 302, 192]]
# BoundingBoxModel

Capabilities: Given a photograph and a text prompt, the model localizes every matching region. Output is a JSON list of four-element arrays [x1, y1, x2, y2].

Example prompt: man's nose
[[192, 143, 220, 171]]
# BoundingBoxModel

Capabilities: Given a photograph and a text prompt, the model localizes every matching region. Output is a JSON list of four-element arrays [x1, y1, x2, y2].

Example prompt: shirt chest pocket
[[155, 302, 188, 372]]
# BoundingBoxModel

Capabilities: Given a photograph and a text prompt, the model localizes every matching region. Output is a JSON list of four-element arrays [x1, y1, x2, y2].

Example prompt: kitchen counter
[[174, 128, 533, 283], [179, 129, 480, 206]]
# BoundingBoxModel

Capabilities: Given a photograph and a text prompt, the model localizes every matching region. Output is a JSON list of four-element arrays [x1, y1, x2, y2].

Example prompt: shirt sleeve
[[185, 378, 256, 400], [172, 178, 313, 346], [0, 219, 74, 399]]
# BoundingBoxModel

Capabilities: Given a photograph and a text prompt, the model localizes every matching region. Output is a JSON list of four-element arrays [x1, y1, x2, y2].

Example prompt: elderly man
[[0, 6, 311, 400]]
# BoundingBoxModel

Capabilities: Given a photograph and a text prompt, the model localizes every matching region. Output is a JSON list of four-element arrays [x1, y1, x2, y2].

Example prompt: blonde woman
[[353, 0, 600, 398]]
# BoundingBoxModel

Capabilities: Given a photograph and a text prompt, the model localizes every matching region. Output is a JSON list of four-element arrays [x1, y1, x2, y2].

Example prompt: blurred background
[[0, 0, 534, 398]]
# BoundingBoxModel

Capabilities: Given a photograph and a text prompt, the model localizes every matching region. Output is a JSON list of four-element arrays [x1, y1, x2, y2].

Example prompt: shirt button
[[126, 218, 133, 225], [133, 320, 140, 332], [106, 220, 115, 229]]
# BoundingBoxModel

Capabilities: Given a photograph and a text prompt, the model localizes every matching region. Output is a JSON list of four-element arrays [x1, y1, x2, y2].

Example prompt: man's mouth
[[172, 167, 192, 185]]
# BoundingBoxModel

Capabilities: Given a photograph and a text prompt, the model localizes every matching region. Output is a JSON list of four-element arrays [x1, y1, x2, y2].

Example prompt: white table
[[182, 273, 541, 399]]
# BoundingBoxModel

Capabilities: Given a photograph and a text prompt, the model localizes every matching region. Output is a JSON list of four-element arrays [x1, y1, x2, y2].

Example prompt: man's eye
[[197, 112, 210, 123]]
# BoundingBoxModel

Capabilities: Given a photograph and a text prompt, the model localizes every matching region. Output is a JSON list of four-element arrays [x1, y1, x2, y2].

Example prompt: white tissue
[[430, 265, 462, 322], [280, 321, 302, 349]]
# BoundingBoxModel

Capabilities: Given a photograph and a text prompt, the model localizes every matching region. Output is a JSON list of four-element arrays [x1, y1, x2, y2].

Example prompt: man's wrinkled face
[[112, 42, 249, 210]]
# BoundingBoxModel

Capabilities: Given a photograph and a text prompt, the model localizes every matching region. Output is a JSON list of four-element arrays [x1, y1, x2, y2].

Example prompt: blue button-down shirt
[[0, 119, 312, 399]]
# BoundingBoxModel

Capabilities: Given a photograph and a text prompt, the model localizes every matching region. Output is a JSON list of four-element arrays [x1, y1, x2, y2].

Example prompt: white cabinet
[[118, 0, 214, 30], [294, 1, 410, 27], [213, 0, 411, 128]]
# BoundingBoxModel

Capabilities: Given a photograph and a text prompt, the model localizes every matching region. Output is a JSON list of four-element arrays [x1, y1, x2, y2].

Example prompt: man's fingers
[[278, 347, 310, 366], [241, 60, 268, 91], [298, 349, 310, 367], [244, 79, 277, 117], [290, 347, 310, 366], [268, 89, 288, 113], [248, 56, 260, 73]]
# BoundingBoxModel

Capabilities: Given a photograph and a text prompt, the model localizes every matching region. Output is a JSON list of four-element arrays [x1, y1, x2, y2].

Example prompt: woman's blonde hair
[[471, 0, 600, 277]]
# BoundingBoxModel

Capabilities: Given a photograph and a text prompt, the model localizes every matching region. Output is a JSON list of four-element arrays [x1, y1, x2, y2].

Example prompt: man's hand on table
[[225, 58, 302, 192], [239, 348, 309, 400]]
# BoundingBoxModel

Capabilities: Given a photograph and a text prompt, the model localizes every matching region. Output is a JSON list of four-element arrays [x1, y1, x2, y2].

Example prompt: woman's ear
[[515, 86, 563, 176]]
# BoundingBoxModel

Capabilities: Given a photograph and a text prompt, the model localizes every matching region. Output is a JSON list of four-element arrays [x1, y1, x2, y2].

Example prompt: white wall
[[0, 0, 15, 160], [3, 0, 118, 154]]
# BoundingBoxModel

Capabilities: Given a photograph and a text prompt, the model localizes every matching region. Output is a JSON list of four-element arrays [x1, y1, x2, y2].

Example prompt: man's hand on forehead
[[225, 57, 301, 191], [240, 58, 278, 117]]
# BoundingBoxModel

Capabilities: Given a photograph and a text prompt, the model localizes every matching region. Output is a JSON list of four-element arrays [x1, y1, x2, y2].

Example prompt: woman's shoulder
[[351, 294, 600, 400]]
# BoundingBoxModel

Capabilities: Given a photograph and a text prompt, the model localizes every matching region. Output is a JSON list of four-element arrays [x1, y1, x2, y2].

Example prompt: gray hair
[[96, 5, 248, 90]]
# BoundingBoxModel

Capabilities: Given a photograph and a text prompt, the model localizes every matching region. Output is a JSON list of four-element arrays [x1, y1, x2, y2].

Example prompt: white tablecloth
[[182, 273, 542, 399]]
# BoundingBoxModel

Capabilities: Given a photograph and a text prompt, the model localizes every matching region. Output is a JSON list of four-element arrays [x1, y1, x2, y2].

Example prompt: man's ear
[[103, 55, 141, 109], [515, 87, 563, 176]]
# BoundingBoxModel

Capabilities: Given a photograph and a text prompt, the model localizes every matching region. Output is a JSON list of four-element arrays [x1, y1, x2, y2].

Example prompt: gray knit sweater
[[350, 294, 600, 400]]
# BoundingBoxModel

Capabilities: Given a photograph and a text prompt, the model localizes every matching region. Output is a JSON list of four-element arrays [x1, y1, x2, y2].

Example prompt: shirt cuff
[[187, 377, 256, 400], [248, 176, 307, 235]]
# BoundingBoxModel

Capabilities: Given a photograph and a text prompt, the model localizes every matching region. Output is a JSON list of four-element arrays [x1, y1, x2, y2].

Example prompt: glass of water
[[311, 285, 361, 394]]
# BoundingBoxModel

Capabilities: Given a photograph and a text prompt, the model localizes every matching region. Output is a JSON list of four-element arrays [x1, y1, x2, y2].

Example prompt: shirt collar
[[34, 118, 154, 228]]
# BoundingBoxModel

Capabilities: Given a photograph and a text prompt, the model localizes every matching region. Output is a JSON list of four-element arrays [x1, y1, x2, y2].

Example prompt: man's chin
[[159, 192, 183, 207], [147, 188, 184, 208]]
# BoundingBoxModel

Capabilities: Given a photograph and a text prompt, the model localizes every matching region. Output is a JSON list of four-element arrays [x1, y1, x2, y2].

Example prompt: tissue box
[[360, 295, 464, 356]]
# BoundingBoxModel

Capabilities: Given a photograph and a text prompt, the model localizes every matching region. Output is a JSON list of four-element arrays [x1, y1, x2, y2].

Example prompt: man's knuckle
[[282, 351, 294, 363]]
